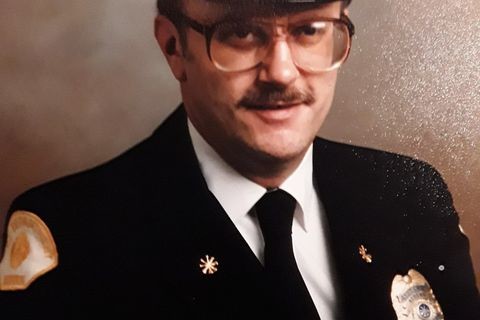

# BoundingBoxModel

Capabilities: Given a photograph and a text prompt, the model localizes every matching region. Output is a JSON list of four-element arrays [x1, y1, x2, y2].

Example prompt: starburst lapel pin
[[199, 255, 219, 275], [359, 245, 373, 264]]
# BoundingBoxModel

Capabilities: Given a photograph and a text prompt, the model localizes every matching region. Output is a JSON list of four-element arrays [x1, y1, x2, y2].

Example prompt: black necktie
[[255, 189, 320, 319]]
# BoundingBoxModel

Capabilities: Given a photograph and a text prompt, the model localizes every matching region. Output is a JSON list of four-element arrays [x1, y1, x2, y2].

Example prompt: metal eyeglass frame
[[178, 13, 356, 73]]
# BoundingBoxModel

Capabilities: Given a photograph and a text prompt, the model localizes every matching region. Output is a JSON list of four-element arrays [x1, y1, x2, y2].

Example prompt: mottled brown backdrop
[[1, 0, 479, 285]]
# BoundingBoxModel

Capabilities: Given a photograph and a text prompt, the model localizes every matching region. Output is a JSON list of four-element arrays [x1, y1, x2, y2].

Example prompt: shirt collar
[[279, 144, 314, 232], [188, 119, 314, 232]]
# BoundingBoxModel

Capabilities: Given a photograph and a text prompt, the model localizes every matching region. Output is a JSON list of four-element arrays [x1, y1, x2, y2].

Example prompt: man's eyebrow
[[205, 12, 268, 25]]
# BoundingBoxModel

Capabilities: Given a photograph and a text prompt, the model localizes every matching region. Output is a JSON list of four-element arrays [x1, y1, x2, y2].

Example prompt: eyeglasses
[[180, 13, 355, 73]]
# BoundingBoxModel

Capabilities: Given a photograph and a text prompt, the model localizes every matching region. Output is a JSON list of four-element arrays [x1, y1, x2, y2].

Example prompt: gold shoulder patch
[[0, 211, 58, 291], [391, 269, 444, 319]]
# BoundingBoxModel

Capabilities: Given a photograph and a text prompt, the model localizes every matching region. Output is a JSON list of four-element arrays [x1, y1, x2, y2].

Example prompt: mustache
[[239, 85, 315, 108]]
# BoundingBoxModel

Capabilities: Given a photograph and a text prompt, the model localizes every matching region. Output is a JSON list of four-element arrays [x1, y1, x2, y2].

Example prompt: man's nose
[[257, 40, 300, 86]]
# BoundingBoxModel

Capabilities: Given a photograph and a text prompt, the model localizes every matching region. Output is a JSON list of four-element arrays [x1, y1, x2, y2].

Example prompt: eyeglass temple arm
[[180, 14, 209, 35], [341, 13, 355, 37]]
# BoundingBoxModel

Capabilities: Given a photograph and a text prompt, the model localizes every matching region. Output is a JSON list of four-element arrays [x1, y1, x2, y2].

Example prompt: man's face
[[179, 0, 344, 167]]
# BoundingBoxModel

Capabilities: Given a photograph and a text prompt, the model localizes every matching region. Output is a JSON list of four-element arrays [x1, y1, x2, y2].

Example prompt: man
[[0, 0, 479, 319]]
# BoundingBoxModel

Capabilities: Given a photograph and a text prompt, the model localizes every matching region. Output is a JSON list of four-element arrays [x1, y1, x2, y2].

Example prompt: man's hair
[[157, 0, 183, 24]]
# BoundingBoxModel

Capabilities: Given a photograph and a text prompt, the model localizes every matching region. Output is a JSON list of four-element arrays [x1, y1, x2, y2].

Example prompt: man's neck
[[188, 120, 308, 189], [223, 151, 305, 189]]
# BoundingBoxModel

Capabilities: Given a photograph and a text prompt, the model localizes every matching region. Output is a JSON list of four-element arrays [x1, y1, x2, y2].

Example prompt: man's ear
[[154, 15, 187, 82]]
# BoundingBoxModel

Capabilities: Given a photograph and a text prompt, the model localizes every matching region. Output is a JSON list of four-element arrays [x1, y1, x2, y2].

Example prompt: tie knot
[[255, 189, 297, 242]]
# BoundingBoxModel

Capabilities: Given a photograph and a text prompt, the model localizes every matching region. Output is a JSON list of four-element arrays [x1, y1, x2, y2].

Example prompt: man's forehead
[[185, 0, 348, 20]]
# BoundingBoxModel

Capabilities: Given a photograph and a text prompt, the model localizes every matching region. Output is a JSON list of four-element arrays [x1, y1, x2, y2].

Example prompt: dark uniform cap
[[207, 0, 351, 4], [204, 0, 353, 13], [156, 0, 352, 20]]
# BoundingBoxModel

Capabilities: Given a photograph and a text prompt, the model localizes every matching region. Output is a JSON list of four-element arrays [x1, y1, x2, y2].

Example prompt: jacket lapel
[[313, 138, 399, 319], [145, 107, 265, 316]]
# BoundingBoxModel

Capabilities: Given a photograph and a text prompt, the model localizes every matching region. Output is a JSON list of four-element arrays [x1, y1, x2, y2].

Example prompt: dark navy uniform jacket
[[1, 106, 479, 319]]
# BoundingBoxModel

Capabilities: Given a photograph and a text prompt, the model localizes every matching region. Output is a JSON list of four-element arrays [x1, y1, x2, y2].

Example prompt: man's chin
[[248, 139, 310, 163]]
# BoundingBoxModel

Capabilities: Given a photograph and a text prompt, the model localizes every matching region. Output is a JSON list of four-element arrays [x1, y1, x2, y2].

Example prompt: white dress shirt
[[188, 120, 338, 319]]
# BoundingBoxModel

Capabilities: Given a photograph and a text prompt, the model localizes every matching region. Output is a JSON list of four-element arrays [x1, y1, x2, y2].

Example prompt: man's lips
[[243, 101, 304, 110], [241, 101, 305, 122]]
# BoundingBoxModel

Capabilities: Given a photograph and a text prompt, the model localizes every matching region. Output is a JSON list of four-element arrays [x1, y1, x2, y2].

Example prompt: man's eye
[[298, 25, 319, 36], [232, 27, 253, 39], [214, 23, 267, 49], [291, 22, 330, 45], [216, 24, 254, 40]]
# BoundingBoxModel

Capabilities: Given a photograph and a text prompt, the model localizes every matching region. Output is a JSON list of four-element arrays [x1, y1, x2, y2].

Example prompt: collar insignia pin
[[199, 255, 219, 275], [359, 245, 373, 263]]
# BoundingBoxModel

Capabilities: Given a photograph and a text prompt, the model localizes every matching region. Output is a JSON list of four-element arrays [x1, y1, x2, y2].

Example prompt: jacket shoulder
[[314, 137, 453, 216], [315, 137, 443, 181], [315, 137, 429, 171], [7, 106, 187, 218]]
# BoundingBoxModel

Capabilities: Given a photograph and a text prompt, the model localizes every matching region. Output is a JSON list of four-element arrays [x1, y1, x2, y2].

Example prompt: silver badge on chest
[[391, 269, 444, 320]]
